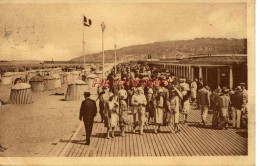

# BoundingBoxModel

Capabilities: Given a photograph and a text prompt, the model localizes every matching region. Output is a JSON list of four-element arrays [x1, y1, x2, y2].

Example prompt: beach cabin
[[29, 76, 44, 92], [9, 83, 33, 104], [65, 80, 88, 101], [43, 75, 56, 90]]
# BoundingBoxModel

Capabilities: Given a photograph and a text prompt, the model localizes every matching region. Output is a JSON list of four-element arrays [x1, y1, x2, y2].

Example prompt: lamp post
[[101, 22, 106, 79], [114, 43, 117, 76]]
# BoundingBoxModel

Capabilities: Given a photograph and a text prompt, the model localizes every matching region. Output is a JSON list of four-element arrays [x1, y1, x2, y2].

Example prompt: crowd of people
[[80, 62, 248, 144]]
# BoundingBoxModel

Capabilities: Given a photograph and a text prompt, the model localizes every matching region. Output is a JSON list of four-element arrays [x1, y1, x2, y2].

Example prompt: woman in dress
[[119, 95, 130, 136], [182, 91, 191, 124], [170, 90, 180, 133], [153, 88, 165, 134], [104, 93, 119, 139]]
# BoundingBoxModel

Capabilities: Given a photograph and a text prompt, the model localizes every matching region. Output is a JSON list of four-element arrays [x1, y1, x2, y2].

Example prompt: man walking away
[[79, 92, 97, 145], [197, 84, 211, 126], [219, 89, 231, 130]]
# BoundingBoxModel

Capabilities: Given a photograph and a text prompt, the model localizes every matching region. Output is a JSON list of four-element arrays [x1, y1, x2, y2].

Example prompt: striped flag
[[83, 16, 92, 27]]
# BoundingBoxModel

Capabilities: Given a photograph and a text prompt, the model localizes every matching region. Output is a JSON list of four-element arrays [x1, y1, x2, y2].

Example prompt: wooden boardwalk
[[45, 106, 248, 157]]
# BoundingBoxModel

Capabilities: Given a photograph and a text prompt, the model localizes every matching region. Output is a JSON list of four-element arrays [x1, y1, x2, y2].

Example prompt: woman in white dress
[[182, 91, 191, 124], [153, 88, 165, 134], [170, 90, 181, 133], [104, 93, 119, 139]]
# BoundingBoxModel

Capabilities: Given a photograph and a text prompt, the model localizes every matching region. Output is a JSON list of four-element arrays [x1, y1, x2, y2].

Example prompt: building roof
[[179, 56, 247, 65]]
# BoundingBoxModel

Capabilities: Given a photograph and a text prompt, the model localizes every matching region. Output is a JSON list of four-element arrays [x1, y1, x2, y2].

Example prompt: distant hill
[[70, 38, 247, 62]]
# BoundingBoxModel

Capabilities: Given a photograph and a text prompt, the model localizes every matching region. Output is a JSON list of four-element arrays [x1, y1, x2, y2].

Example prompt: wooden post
[[199, 66, 202, 80], [217, 68, 221, 87], [229, 66, 233, 89]]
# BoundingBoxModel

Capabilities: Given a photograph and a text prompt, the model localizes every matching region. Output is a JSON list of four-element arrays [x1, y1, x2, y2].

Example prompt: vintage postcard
[[0, 0, 255, 165]]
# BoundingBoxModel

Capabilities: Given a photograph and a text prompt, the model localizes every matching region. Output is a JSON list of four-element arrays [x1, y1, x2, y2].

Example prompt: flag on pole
[[83, 16, 92, 27]]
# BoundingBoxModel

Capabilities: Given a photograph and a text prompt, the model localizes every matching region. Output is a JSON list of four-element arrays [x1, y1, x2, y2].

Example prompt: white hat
[[158, 88, 163, 93], [148, 88, 153, 94]]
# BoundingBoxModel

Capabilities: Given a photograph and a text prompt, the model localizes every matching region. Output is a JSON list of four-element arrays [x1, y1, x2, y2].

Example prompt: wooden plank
[[54, 132, 74, 157], [59, 123, 84, 157], [125, 125, 130, 157], [162, 126, 179, 156], [122, 131, 126, 157], [158, 127, 175, 156], [109, 130, 116, 157], [71, 128, 85, 157], [92, 122, 106, 157], [169, 125, 192, 156], [166, 125, 189, 156], [67, 127, 84, 157], [129, 125, 135, 156], [86, 121, 103, 157], [186, 111, 229, 156], [107, 131, 115, 157], [100, 129, 109, 157], [176, 124, 210, 156], [188, 110, 243, 155], [142, 128, 152, 156], [46, 137, 61, 156], [117, 130, 123, 157], [113, 130, 119, 156], [139, 133, 146, 156], [156, 127, 171, 156], [187, 110, 235, 155], [148, 122, 161, 156], [144, 128, 155, 156], [188, 111, 229, 155], [132, 127, 139, 156]]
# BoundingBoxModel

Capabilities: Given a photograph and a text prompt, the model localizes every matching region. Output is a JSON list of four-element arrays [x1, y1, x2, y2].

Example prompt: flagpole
[[114, 44, 117, 76], [101, 22, 106, 80], [82, 15, 86, 69]]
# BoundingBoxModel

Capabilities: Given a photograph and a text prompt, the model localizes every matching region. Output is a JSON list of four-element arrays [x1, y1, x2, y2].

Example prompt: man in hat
[[79, 92, 97, 145], [197, 84, 211, 126], [231, 86, 244, 128], [131, 87, 147, 135]]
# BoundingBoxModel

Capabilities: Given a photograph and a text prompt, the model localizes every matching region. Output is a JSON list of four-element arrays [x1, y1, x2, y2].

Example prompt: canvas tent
[[29, 76, 44, 92], [9, 83, 33, 104], [65, 80, 88, 101]]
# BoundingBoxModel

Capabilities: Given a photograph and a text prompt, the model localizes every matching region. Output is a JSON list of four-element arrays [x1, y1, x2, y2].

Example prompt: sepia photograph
[[0, 0, 255, 165]]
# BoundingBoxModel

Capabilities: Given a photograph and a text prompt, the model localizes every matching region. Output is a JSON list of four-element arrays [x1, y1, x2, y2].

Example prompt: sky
[[0, 3, 247, 61]]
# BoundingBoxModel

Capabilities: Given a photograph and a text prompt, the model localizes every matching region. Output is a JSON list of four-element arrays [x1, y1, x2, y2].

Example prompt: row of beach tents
[[1, 63, 115, 104]]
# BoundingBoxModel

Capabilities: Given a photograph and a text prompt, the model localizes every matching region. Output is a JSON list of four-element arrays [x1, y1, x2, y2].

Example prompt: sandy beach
[[0, 83, 96, 157]]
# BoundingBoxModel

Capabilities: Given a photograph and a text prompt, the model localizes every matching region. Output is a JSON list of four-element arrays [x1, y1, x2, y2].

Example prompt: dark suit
[[79, 98, 97, 144]]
